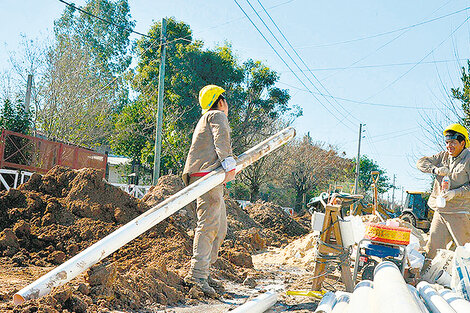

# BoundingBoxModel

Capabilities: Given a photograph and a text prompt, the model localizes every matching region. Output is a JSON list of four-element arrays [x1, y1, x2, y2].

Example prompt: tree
[[38, 0, 134, 148], [0, 97, 32, 134], [283, 135, 352, 211], [352, 155, 392, 194]]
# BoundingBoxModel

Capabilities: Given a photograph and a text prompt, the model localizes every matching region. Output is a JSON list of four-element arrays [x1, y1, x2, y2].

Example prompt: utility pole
[[391, 174, 396, 211], [351, 123, 363, 215], [152, 18, 167, 185], [25, 74, 33, 114]]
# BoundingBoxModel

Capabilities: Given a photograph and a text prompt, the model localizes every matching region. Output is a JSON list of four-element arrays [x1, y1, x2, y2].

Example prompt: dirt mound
[[246, 201, 309, 246]]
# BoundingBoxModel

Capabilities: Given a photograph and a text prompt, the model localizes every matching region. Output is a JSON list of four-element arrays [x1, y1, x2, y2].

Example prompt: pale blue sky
[[2, 0, 470, 200]]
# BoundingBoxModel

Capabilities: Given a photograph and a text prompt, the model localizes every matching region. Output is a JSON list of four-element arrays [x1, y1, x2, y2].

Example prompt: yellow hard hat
[[199, 85, 225, 115], [443, 123, 470, 147]]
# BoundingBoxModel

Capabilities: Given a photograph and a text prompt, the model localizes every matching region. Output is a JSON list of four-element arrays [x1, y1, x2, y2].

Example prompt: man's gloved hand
[[442, 189, 457, 201], [433, 167, 451, 176]]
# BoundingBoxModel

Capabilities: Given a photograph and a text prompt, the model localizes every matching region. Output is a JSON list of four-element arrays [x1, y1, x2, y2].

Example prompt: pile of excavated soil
[[246, 201, 309, 247], [0, 169, 309, 312]]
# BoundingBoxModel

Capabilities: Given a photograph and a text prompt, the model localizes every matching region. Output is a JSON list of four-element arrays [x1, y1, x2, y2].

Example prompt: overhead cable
[[297, 4, 470, 49], [233, 0, 356, 131]]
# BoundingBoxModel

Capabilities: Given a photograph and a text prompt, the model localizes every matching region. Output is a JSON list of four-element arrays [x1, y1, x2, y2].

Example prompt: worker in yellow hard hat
[[182, 85, 236, 296], [417, 123, 470, 269]]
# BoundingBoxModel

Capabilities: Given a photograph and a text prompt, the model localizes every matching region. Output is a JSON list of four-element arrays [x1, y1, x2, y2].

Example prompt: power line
[[277, 81, 439, 110], [296, 4, 469, 49], [256, 0, 361, 127], [280, 58, 470, 72], [233, 0, 357, 131], [364, 15, 470, 101]]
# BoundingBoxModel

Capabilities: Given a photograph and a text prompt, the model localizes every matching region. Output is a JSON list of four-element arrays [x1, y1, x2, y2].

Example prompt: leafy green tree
[[451, 60, 470, 128], [0, 98, 32, 134], [352, 155, 392, 194]]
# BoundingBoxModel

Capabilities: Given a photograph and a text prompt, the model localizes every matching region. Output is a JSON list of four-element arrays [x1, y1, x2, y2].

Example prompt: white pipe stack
[[315, 291, 336, 313], [331, 292, 350, 313], [347, 280, 374, 313], [372, 261, 424, 313], [407, 285, 430, 313], [230, 291, 278, 313], [417, 281, 457, 313], [438, 289, 470, 313], [13, 127, 296, 304]]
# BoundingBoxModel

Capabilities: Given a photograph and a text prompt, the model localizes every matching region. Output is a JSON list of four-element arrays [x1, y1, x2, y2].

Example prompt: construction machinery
[[400, 191, 432, 231]]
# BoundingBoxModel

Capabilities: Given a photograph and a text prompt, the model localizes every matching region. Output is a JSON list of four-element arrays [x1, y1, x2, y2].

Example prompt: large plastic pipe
[[438, 288, 470, 313], [13, 127, 296, 304], [230, 291, 278, 313], [315, 291, 336, 313], [417, 281, 457, 313], [348, 280, 374, 313], [372, 261, 424, 313], [407, 285, 430, 313], [331, 292, 350, 313]]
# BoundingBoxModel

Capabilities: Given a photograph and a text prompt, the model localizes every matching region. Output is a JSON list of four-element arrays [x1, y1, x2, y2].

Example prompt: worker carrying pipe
[[416, 123, 470, 264], [182, 85, 236, 296]]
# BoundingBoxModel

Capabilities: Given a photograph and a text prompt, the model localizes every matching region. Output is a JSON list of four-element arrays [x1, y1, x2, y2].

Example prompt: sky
[[2, 0, 470, 201]]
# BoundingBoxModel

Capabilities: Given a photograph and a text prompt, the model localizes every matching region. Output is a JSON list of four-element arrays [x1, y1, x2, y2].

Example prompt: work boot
[[184, 275, 217, 297], [207, 275, 223, 288]]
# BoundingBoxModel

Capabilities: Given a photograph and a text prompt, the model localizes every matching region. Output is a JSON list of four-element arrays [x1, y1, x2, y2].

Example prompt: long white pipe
[[417, 281, 457, 313], [13, 127, 296, 304], [438, 289, 470, 313], [315, 291, 336, 313], [407, 285, 430, 313], [331, 292, 350, 313], [372, 261, 424, 313], [347, 280, 374, 313], [230, 291, 278, 313]]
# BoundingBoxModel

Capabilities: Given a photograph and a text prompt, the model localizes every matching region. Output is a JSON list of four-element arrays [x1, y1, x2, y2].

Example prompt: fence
[[0, 129, 107, 175]]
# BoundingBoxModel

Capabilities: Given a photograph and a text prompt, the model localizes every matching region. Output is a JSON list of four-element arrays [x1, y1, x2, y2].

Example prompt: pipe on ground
[[314, 291, 336, 313], [347, 280, 374, 313], [13, 127, 296, 304], [417, 281, 457, 313], [438, 288, 470, 313], [230, 291, 278, 313], [407, 285, 430, 313], [372, 261, 424, 313], [331, 292, 350, 313]]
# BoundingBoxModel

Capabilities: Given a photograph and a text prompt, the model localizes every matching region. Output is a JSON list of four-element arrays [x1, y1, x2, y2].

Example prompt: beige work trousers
[[188, 177, 227, 279], [425, 210, 470, 259]]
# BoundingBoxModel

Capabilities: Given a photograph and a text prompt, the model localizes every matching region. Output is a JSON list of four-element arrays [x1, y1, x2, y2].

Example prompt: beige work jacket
[[417, 149, 470, 212], [182, 110, 233, 185]]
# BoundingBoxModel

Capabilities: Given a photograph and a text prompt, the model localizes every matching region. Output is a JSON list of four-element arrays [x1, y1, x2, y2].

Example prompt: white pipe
[[13, 127, 296, 304], [348, 280, 374, 313], [372, 261, 424, 313], [407, 285, 430, 313], [417, 281, 457, 313], [230, 291, 278, 313], [331, 292, 350, 313], [315, 291, 336, 313], [438, 289, 470, 313]]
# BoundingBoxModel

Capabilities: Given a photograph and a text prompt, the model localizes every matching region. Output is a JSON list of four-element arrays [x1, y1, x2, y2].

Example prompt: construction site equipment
[[417, 281, 457, 313], [353, 238, 407, 282], [347, 280, 374, 313], [230, 291, 277, 313], [401, 191, 432, 230], [0, 128, 107, 179], [438, 289, 470, 312], [0, 168, 33, 190], [13, 127, 296, 304], [364, 223, 411, 245], [314, 291, 336, 313], [372, 261, 424, 313], [311, 201, 354, 292]]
